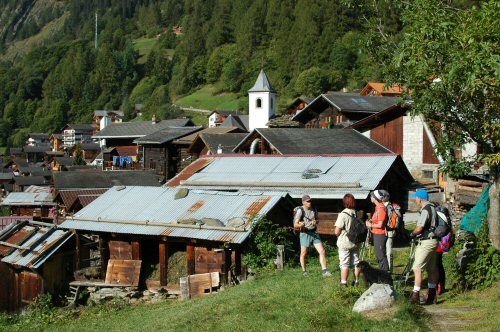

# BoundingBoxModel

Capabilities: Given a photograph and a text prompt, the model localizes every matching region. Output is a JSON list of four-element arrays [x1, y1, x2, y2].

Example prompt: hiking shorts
[[412, 239, 439, 272], [338, 246, 360, 269], [300, 230, 322, 247]]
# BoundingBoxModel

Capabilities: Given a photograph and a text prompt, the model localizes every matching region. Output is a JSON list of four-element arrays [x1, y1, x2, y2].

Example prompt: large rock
[[352, 283, 397, 313]]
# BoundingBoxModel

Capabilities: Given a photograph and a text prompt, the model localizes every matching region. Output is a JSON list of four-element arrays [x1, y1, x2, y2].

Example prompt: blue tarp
[[460, 183, 491, 233]]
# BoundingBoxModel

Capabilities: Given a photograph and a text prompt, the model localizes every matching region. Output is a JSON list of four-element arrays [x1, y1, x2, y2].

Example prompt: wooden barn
[[58, 187, 295, 290], [1, 191, 55, 219], [0, 220, 74, 312], [168, 154, 414, 238]]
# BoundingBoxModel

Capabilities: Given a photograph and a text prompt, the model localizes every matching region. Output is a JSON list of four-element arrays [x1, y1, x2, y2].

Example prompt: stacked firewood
[[454, 179, 488, 207]]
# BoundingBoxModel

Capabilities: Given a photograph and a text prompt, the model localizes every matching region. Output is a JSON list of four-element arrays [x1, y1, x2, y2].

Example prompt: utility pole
[[95, 12, 98, 50]]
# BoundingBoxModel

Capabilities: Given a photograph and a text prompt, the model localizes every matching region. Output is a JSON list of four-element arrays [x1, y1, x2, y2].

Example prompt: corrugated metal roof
[[1, 192, 55, 206], [174, 155, 400, 197], [59, 187, 292, 244], [1, 227, 73, 268]]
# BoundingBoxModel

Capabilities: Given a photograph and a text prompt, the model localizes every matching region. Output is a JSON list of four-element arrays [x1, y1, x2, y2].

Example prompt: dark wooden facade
[[143, 144, 179, 179], [369, 116, 404, 156]]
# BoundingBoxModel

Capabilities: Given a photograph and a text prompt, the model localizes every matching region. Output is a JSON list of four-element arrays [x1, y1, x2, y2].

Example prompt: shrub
[[243, 217, 295, 272], [452, 221, 500, 290]]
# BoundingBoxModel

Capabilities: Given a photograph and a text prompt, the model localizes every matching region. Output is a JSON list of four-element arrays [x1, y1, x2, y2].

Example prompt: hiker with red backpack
[[379, 190, 402, 274], [365, 190, 390, 273]]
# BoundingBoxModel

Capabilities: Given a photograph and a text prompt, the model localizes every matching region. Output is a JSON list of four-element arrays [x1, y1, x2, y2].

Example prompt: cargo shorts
[[412, 238, 439, 272], [300, 230, 322, 247]]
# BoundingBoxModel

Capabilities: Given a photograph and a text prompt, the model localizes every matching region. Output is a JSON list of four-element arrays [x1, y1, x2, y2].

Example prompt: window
[[256, 98, 262, 108], [422, 170, 434, 179]]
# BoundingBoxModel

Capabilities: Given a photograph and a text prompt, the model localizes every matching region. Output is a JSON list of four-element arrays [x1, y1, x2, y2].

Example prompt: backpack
[[293, 206, 318, 234], [425, 204, 452, 239], [385, 203, 402, 232], [342, 211, 368, 244], [439, 229, 455, 252]]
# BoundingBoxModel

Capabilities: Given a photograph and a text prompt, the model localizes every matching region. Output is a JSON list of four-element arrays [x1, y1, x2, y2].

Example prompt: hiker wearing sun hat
[[365, 190, 390, 272], [409, 189, 439, 305]]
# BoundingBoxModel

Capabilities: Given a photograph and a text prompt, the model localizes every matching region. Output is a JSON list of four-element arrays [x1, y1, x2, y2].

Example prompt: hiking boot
[[322, 269, 332, 277], [410, 291, 420, 304], [424, 288, 437, 305], [339, 282, 348, 287], [303, 271, 309, 277]]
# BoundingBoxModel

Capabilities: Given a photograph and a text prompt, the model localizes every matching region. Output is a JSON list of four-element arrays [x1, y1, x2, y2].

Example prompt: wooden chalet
[[359, 82, 405, 97], [93, 110, 124, 131], [93, 118, 195, 170], [233, 128, 393, 155], [134, 126, 202, 179], [52, 157, 75, 171], [291, 92, 402, 129], [24, 145, 51, 163], [188, 133, 248, 158], [347, 105, 443, 181], [50, 133, 63, 152], [0, 220, 74, 312], [175, 127, 245, 170], [285, 96, 314, 116]]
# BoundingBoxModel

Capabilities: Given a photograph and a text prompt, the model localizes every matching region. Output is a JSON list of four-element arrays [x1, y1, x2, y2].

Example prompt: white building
[[248, 70, 276, 131]]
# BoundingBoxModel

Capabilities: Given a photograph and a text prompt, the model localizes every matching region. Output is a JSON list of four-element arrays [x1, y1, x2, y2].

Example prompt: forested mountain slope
[[0, 0, 476, 147]]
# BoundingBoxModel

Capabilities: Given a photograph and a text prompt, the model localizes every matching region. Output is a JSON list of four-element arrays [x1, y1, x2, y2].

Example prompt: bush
[[452, 221, 500, 290], [243, 217, 295, 272]]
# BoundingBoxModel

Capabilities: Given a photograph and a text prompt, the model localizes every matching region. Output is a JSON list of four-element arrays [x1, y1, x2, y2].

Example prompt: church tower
[[248, 70, 276, 131]]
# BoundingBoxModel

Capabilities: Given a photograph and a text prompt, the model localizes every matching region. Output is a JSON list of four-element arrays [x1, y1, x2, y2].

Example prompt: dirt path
[[424, 306, 477, 332]]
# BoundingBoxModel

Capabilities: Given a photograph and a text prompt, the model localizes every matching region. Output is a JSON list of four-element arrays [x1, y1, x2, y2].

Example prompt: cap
[[302, 194, 311, 202], [412, 189, 429, 200], [370, 190, 384, 202]]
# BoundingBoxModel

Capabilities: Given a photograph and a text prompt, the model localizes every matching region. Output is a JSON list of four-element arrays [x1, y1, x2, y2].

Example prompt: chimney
[[152, 114, 157, 124]]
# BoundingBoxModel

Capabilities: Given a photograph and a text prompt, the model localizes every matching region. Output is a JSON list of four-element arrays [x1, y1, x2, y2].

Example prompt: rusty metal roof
[[0, 222, 73, 268], [58, 189, 108, 208], [59, 187, 294, 244]]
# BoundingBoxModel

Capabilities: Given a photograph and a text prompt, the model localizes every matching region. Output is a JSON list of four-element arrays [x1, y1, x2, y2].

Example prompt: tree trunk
[[489, 165, 500, 250]]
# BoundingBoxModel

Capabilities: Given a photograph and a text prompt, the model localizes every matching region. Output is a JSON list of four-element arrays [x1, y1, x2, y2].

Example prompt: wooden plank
[[159, 241, 168, 286], [457, 179, 485, 187], [187, 272, 220, 299], [457, 185, 485, 193], [104, 259, 141, 286], [131, 240, 141, 260], [109, 240, 133, 260]]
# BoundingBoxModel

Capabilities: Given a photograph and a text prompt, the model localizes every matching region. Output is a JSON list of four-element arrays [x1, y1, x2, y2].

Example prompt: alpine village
[[0, 1, 498, 331]]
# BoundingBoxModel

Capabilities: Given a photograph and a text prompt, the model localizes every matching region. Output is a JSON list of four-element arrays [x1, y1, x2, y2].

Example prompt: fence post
[[276, 245, 285, 270]]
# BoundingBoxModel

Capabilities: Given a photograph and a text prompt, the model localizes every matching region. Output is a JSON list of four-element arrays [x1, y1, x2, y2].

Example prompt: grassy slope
[[175, 85, 247, 111], [132, 37, 157, 64], [1, 231, 498, 331], [0, 12, 69, 62]]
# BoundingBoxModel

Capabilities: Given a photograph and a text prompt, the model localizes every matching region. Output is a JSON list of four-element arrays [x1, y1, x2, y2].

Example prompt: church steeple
[[248, 70, 277, 131]]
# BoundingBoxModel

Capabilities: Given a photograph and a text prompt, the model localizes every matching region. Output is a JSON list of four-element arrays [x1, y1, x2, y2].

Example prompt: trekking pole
[[360, 213, 372, 261], [399, 239, 416, 288]]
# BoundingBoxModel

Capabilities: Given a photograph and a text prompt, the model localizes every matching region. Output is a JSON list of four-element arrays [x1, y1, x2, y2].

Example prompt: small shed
[[0, 220, 74, 312], [1, 191, 55, 219]]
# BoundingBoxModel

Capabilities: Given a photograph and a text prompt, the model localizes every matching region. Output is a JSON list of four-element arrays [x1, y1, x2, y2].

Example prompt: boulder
[[353, 283, 397, 313]]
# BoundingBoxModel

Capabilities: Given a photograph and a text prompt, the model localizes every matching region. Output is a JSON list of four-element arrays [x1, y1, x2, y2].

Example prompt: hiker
[[436, 229, 453, 295], [294, 194, 332, 277], [365, 190, 389, 272], [379, 190, 394, 273], [409, 189, 439, 305], [334, 193, 361, 286]]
